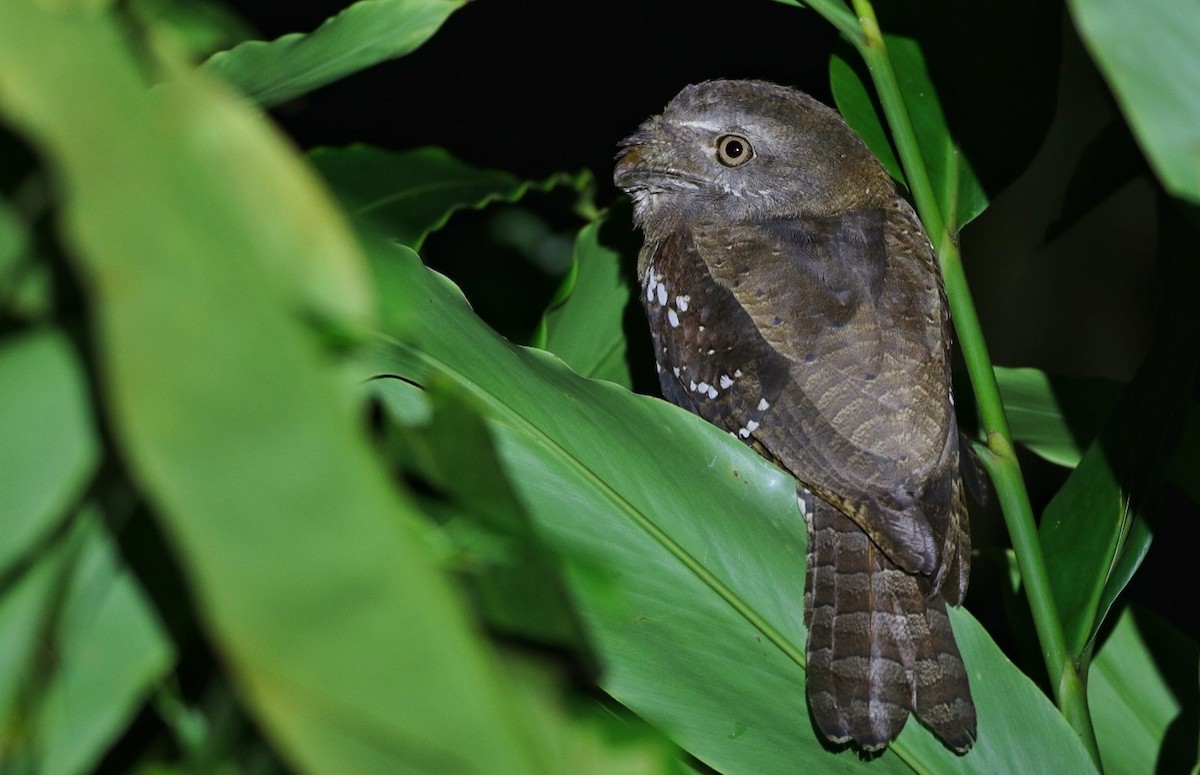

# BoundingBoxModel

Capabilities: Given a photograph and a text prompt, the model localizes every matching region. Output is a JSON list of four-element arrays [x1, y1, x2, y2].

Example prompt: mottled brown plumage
[[614, 79, 975, 753]]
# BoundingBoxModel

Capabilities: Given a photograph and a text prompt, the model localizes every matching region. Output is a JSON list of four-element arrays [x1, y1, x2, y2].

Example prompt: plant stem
[[845, 0, 1101, 766]]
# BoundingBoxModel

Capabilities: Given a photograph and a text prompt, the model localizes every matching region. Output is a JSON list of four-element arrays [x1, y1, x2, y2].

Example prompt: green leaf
[[0, 5, 549, 773], [311, 144, 593, 250], [1040, 351, 1193, 659], [202, 0, 464, 108], [533, 219, 631, 387], [1068, 0, 1200, 203], [0, 510, 173, 775], [0, 330, 99, 576], [829, 52, 904, 184], [375, 376, 584, 649], [1090, 606, 1200, 774], [0, 194, 28, 288], [366, 242, 1098, 773], [127, 0, 257, 60], [497, 652, 689, 775], [995, 366, 1123, 469], [34, 510, 175, 775], [827, 36, 988, 232]]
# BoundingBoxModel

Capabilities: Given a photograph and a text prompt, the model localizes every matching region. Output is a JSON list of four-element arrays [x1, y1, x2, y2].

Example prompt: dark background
[[229, 1, 1196, 647]]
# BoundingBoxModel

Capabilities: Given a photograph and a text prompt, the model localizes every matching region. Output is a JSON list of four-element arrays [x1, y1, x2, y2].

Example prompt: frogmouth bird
[[614, 79, 976, 753]]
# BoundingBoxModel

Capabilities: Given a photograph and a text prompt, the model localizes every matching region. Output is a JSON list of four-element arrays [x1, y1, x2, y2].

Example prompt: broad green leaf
[[1090, 607, 1199, 774], [533, 219, 631, 387], [311, 144, 593, 250], [827, 37, 988, 232], [0, 4, 547, 773], [203, 0, 463, 108], [0, 510, 173, 775], [0, 330, 99, 576], [367, 242, 1097, 773], [995, 366, 1123, 469], [34, 510, 174, 775], [1068, 0, 1200, 203]]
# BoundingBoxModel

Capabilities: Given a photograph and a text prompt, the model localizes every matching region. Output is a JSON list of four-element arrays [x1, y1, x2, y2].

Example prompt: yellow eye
[[715, 134, 753, 167]]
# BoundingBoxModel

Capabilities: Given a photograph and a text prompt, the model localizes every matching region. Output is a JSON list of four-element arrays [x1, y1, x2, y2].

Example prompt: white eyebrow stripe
[[673, 120, 727, 132]]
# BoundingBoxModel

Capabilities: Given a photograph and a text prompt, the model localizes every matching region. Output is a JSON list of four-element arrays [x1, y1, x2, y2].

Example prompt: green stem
[[845, 0, 1101, 767]]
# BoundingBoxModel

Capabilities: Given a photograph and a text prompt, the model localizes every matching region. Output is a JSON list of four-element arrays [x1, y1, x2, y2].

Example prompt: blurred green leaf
[[0, 510, 173, 775], [34, 510, 175, 775], [203, 0, 463, 108], [0, 194, 52, 321], [497, 651, 688, 775], [366, 241, 1097, 773], [375, 377, 584, 649], [128, 0, 257, 60], [0, 4, 550, 773], [0, 330, 99, 577], [827, 36, 988, 232], [533, 220, 631, 387], [995, 366, 1123, 469], [312, 145, 593, 250], [0, 195, 27, 286], [1090, 606, 1200, 774], [0, 518, 65, 732], [1068, 0, 1200, 203]]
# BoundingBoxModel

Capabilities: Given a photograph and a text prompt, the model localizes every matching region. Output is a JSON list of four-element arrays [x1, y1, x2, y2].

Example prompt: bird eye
[[715, 134, 753, 167]]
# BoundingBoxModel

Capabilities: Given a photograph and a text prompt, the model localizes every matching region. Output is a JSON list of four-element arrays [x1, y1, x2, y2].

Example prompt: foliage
[[0, 0, 1195, 773]]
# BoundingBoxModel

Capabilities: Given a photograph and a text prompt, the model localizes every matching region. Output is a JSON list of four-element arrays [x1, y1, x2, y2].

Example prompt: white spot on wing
[[734, 369, 743, 378], [676, 295, 690, 311], [745, 420, 760, 433], [656, 283, 667, 306], [697, 381, 710, 394], [757, 398, 770, 412], [738, 427, 751, 438], [719, 374, 733, 389], [707, 385, 718, 399], [672, 367, 681, 377], [667, 308, 679, 327]]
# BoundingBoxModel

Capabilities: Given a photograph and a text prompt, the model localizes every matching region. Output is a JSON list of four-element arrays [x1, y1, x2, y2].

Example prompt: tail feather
[[804, 494, 975, 752]]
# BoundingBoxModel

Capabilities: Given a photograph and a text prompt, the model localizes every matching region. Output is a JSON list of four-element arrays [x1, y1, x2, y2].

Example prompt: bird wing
[[686, 198, 967, 585]]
